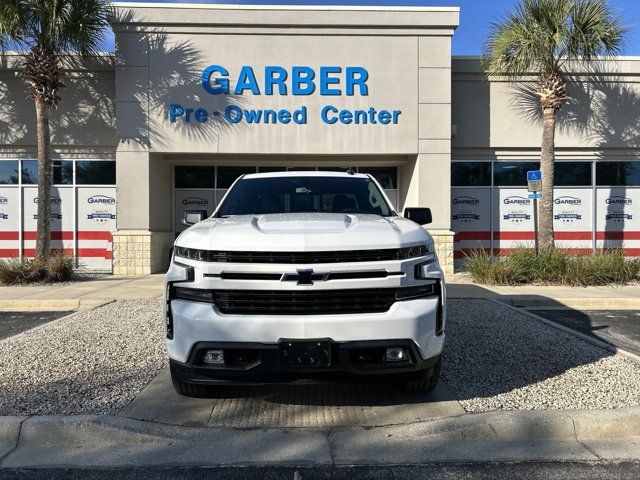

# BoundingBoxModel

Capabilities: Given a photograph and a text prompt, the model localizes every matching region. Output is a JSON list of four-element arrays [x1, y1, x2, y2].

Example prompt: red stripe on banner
[[596, 231, 640, 240], [77, 248, 112, 259], [78, 231, 113, 241], [454, 231, 491, 241], [491, 231, 593, 241], [23, 231, 74, 241], [493, 231, 535, 241], [0, 249, 19, 257], [556, 231, 593, 241], [4, 231, 112, 241]]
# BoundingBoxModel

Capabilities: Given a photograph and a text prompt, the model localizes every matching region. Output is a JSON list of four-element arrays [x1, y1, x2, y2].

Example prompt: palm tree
[[484, 0, 625, 249], [0, 0, 109, 260]]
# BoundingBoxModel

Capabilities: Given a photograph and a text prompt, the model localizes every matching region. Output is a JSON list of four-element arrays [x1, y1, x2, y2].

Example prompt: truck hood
[[175, 213, 432, 251]]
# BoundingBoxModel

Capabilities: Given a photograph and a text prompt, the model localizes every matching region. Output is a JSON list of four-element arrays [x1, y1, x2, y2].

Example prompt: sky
[[102, 0, 640, 55]]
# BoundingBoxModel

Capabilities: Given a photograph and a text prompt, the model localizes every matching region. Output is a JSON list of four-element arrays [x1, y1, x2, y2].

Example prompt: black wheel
[[170, 362, 211, 398], [404, 358, 441, 394]]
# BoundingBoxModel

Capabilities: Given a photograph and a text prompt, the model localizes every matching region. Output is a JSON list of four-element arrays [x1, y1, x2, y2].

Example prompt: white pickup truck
[[165, 171, 446, 397]]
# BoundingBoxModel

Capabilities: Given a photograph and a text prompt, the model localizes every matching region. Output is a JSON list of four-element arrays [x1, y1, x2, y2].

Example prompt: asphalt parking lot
[[530, 309, 640, 356], [0, 311, 73, 341], [3, 462, 640, 480]]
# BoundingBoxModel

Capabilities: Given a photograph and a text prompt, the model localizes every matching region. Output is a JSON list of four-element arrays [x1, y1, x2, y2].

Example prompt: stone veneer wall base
[[112, 230, 174, 275], [429, 229, 455, 275]]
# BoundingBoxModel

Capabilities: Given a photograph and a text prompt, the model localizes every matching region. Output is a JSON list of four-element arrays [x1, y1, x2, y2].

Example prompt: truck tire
[[404, 358, 441, 394], [170, 362, 211, 398]]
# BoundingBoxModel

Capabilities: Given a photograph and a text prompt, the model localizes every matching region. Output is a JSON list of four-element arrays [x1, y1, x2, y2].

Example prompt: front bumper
[[166, 295, 445, 364], [170, 340, 441, 385]]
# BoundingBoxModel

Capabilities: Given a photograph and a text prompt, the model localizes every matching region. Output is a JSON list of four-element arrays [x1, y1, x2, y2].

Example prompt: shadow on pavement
[[530, 308, 640, 356], [121, 367, 465, 428]]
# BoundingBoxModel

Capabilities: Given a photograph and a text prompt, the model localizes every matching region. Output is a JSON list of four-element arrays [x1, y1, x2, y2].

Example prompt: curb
[[447, 293, 640, 310], [496, 296, 640, 310], [0, 299, 105, 312], [0, 408, 639, 467], [488, 298, 640, 365]]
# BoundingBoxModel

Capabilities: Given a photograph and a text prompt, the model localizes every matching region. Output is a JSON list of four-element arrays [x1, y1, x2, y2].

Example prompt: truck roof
[[243, 171, 370, 180]]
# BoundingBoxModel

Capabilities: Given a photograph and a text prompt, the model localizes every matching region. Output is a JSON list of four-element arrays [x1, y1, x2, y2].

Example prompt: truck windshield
[[216, 176, 393, 217]]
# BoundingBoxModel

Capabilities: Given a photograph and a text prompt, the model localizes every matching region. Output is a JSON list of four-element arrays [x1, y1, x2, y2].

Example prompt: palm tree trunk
[[539, 107, 556, 249], [35, 98, 52, 260]]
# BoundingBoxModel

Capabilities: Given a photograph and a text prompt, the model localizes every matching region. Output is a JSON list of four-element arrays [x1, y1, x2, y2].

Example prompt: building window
[[0, 161, 19, 184], [21, 160, 38, 184], [554, 162, 592, 186], [493, 162, 539, 187], [217, 166, 257, 188], [175, 166, 215, 189], [52, 160, 73, 185], [76, 161, 116, 185], [358, 166, 397, 190], [452, 162, 491, 187], [596, 161, 640, 186]]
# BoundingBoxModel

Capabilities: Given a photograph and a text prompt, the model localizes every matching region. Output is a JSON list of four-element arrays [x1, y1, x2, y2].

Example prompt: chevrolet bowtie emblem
[[281, 268, 329, 285]]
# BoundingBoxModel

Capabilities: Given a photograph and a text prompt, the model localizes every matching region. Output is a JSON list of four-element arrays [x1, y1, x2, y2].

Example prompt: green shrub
[[0, 254, 76, 285], [564, 250, 633, 286], [465, 249, 530, 284], [464, 247, 639, 286]]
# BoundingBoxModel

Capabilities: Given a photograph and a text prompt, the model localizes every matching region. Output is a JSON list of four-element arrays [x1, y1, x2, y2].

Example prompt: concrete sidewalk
[[0, 408, 638, 468], [447, 274, 640, 309], [0, 275, 164, 311]]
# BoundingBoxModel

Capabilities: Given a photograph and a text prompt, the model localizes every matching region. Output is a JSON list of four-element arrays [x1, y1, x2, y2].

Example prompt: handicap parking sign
[[527, 170, 542, 192], [527, 170, 541, 182]]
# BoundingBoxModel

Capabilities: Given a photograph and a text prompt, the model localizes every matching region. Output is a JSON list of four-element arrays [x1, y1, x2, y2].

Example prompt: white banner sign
[[0, 187, 19, 257], [174, 190, 215, 233]]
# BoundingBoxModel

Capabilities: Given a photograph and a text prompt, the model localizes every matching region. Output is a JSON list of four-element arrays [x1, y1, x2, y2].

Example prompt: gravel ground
[[0, 296, 639, 416], [0, 298, 166, 415], [442, 299, 640, 412]]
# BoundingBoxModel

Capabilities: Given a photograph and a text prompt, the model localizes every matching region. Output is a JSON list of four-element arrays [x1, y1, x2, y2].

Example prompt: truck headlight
[[422, 240, 437, 263], [414, 242, 438, 279], [175, 246, 211, 261]]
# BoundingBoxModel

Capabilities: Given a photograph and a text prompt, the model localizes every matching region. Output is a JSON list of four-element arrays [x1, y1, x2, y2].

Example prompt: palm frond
[[567, 0, 626, 59], [58, 0, 110, 55], [484, 0, 626, 79], [0, 0, 29, 50], [1, 0, 110, 55]]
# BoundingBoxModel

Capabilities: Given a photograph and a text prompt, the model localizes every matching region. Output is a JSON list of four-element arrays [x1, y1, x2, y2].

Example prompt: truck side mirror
[[404, 207, 432, 225], [181, 210, 207, 226]]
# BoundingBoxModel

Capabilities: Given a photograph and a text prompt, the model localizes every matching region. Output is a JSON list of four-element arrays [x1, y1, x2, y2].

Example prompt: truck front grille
[[214, 288, 396, 314], [173, 285, 436, 315]]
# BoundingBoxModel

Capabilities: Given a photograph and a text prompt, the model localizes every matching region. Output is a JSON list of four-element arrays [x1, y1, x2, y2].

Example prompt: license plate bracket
[[279, 339, 331, 368]]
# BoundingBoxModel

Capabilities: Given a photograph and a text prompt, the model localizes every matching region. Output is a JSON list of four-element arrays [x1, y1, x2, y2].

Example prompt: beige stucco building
[[1, 3, 640, 274]]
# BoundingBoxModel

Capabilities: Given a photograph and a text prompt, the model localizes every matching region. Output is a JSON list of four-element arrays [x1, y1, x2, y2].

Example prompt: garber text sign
[[168, 65, 401, 126]]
